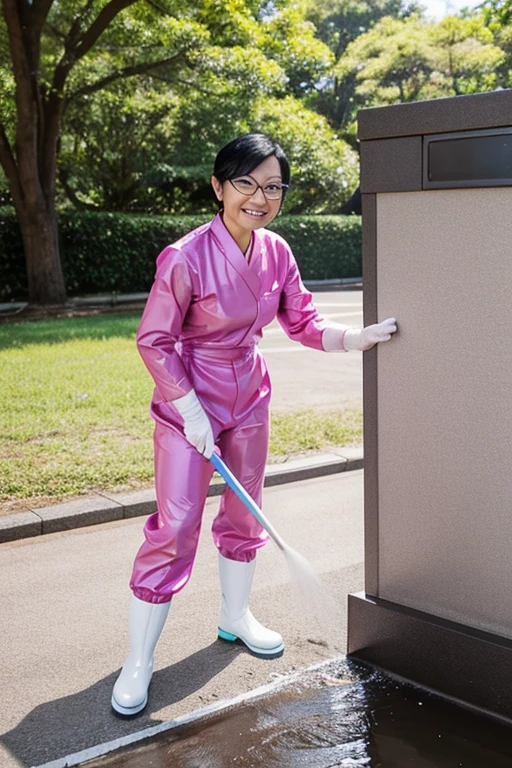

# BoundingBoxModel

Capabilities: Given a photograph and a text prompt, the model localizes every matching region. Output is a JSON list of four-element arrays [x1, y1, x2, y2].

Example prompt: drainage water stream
[[83, 658, 512, 767]]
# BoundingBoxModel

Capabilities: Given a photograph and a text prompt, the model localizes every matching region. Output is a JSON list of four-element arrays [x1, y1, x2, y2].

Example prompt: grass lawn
[[0, 313, 362, 514]]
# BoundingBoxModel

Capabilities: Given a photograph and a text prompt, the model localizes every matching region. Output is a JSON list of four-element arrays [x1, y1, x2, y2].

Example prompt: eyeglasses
[[229, 175, 289, 200]]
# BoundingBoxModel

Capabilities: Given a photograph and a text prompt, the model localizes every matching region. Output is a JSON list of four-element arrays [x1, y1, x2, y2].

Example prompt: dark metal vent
[[423, 128, 512, 188]]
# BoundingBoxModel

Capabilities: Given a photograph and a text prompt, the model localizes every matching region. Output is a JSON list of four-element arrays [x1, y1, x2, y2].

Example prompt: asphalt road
[[262, 288, 363, 411]]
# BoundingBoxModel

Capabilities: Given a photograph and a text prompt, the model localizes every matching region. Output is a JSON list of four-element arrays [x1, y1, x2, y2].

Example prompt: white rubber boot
[[111, 595, 171, 716], [217, 554, 284, 658]]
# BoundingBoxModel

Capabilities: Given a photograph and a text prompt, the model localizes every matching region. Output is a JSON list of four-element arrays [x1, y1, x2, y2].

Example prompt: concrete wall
[[348, 88, 512, 720], [376, 188, 512, 638]]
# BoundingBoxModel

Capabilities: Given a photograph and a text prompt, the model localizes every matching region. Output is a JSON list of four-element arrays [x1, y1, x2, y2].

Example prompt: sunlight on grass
[[0, 314, 362, 510], [270, 409, 362, 456]]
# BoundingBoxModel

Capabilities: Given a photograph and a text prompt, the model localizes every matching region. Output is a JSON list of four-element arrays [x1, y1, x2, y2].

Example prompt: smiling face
[[211, 155, 283, 254]]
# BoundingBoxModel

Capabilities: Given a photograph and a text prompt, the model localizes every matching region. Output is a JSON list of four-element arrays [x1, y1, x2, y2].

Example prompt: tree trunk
[[2, 0, 140, 305], [16, 195, 67, 305]]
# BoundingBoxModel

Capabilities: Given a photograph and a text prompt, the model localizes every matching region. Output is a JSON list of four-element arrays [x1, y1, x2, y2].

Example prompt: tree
[[259, 2, 333, 97], [480, 0, 512, 26], [57, 79, 182, 212], [304, 0, 423, 141], [480, 0, 512, 87], [57, 73, 359, 215], [334, 12, 505, 132], [251, 95, 359, 213], [56, 42, 288, 213], [0, 0, 338, 302], [54, 0, 337, 215], [432, 15, 505, 95], [0, 1, 215, 304]]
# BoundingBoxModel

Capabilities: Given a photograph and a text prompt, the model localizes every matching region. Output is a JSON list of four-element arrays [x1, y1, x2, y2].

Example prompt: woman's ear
[[211, 176, 223, 202]]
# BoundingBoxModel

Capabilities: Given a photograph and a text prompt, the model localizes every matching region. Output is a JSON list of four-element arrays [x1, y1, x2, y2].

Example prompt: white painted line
[[315, 311, 362, 318], [261, 346, 361, 354], [261, 346, 312, 353], [262, 312, 363, 337], [262, 327, 293, 336], [312, 303, 362, 308], [34, 657, 344, 768]]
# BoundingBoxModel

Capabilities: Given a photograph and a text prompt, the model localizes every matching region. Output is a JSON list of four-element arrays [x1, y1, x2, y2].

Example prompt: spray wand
[[210, 453, 286, 551]]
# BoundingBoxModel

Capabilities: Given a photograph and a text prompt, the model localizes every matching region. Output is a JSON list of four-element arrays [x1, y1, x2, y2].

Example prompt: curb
[[0, 446, 363, 544], [35, 657, 341, 768], [0, 279, 362, 317]]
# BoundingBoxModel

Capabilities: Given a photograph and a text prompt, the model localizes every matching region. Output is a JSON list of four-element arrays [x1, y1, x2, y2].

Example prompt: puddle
[[82, 659, 512, 767]]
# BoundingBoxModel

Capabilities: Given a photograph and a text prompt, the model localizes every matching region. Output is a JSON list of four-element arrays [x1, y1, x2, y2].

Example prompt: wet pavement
[[82, 658, 512, 767]]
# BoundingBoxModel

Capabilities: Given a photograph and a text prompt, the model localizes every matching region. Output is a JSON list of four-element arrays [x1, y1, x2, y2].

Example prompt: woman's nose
[[250, 185, 266, 202]]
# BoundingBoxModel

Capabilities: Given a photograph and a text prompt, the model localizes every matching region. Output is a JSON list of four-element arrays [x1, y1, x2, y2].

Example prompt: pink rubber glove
[[173, 390, 214, 458]]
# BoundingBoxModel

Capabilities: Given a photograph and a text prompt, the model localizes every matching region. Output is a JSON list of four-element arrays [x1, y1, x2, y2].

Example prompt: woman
[[111, 133, 396, 716]]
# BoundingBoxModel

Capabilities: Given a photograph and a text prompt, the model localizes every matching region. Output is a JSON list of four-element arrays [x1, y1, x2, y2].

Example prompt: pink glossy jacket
[[137, 212, 343, 420]]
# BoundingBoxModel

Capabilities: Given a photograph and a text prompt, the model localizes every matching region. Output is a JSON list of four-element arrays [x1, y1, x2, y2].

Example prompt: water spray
[[210, 453, 341, 648]]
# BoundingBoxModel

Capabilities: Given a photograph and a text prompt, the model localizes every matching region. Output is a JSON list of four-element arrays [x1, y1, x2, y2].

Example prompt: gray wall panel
[[375, 188, 512, 639]]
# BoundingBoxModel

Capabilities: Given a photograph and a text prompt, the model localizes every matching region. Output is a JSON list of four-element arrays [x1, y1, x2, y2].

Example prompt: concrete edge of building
[[0, 446, 363, 544]]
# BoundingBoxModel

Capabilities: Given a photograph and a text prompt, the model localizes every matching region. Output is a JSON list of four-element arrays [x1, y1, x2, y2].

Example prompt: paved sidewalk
[[0, 470, 365, 768], [0, 445, 363, 543]]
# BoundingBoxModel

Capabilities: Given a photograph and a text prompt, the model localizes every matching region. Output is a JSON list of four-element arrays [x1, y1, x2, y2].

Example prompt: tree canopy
[[336, 13, 505, 106], [0, 0, 355, 302], [48, 0, 358, 214], [1, 0, 512, 303]]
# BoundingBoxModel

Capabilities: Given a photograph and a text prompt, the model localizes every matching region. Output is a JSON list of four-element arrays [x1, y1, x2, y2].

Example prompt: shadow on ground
[[0, 641, 241, 767]]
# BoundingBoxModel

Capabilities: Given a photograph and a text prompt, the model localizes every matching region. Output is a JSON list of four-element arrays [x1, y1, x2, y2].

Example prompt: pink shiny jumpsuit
[[130, 213, 333, 604]]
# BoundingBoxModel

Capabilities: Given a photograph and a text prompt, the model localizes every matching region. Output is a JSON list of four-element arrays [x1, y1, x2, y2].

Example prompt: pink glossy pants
[[130, 347, 271, 604]]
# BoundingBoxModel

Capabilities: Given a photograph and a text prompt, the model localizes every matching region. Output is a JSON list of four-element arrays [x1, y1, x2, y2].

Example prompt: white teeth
[[243, 209, 265, 216]]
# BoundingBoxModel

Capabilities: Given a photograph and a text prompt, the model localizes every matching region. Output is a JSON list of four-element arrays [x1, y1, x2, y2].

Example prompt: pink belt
[[180, 343, 256, 363]]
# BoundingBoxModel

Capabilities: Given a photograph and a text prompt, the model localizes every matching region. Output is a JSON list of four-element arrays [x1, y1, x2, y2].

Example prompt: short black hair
[[213, 133, 290, 186]]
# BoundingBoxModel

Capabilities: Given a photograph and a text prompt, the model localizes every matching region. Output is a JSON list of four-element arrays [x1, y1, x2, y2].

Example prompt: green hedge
[[0, 209, 361, 301], [0, 209, 26, 301]]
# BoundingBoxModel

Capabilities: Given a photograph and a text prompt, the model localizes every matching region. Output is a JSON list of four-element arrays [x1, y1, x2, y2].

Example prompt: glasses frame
[[228, 174, 289, 201]]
